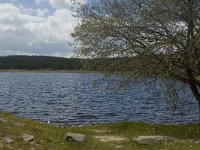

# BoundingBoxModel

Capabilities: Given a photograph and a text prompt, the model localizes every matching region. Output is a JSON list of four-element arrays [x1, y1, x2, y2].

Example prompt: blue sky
[[0, 0, 85, 57], [1, 0, 46, 8]]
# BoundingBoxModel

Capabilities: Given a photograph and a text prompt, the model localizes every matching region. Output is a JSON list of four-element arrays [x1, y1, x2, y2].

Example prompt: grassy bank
[[0, 113, 200, 150]]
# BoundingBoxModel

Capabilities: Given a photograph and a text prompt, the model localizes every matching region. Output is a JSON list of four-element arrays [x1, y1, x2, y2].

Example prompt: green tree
[[72, 0, 200, 121]]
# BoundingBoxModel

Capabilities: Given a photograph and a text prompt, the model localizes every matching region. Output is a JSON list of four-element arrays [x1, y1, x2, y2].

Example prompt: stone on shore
[[195, 141, 200, 144], [22, 134, 34, 142], [0, 117, 8, 123], [3, 137, 14, 144], [134, 135, 172, 144], [64, 133, 87, 142]]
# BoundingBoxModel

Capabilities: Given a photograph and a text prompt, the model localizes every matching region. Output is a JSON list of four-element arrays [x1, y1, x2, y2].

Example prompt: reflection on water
[[0, 72, 198, 125]]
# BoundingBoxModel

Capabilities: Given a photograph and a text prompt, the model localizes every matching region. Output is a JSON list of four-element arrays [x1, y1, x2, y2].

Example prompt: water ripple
[[0, 72, 199, 125]]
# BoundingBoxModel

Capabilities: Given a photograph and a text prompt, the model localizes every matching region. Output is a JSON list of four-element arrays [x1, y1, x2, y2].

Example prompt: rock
[[134, 135, 172, 144], [64, 133, 87, 142], [4, 137, 14, 144], [30, 141, 39, 146], [0, 118, 8, 123], [115, 145, 122, 149], [195, 141, 200, 144], [22, 134, 34, 142]]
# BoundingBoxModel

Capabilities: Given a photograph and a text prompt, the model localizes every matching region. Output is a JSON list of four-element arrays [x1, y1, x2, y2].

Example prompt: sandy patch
[[94, 135, 128, 142], [90, 129, 108, 133]]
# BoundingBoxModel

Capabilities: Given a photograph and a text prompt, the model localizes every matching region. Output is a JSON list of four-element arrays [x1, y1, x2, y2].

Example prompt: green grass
[[0, 112, 200, 150]]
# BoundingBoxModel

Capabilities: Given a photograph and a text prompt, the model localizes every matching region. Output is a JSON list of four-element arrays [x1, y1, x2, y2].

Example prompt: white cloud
[[23, 8, 76, 42], [36, 0, 85, 8], [0, 2, 79, 57], [48, 0, 72, 8], [35, 0, 47, 5], [36, 8, 49, 17]]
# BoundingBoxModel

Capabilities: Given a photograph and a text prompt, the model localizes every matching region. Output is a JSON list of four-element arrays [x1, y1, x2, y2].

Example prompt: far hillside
[[0, 56, 81, 70], [0, 55, 151, 73]]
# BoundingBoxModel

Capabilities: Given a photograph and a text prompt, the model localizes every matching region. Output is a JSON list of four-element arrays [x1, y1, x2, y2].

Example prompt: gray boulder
[[134, 135, 172, 144], [64, 133, 87, 142], [22, 134, 34, 142], [4, 137, 14, 144], [195, 141, 200, 144], [0, 118, 7, 123]]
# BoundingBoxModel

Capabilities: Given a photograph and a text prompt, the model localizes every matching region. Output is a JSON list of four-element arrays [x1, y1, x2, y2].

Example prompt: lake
[[0, 72, 199, 125]]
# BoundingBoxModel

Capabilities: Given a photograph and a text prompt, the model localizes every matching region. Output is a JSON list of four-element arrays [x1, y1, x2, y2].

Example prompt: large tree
[[72, 0, 200, 120]]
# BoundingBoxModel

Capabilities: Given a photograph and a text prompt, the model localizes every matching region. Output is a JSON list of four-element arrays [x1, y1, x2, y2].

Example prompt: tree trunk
[[197, 103, 200, 124], [186, 67, 200, 123], [188, 82, 200, 123]]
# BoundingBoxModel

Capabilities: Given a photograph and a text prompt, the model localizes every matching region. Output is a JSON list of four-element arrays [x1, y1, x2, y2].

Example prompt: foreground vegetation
[[0, 112, 199, 150]]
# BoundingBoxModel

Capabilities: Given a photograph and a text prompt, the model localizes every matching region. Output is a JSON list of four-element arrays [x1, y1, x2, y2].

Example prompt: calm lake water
[[0, 72, 199, 125]]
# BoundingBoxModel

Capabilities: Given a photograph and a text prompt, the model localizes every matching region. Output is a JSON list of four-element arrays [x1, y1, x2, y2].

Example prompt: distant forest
[[0, 56, 82, 70], [0, 55, 137, 72]]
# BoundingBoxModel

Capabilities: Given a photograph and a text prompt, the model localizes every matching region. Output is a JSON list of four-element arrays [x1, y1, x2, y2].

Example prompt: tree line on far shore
[[0, 56, 81, 70], [0, 55, 138, 72], [0, 55, 186, 78]]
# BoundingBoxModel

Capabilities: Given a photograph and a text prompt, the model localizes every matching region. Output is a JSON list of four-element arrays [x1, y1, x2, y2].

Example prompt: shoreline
[[0, 69, 94, 73], [0, 112, 200, 149]]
